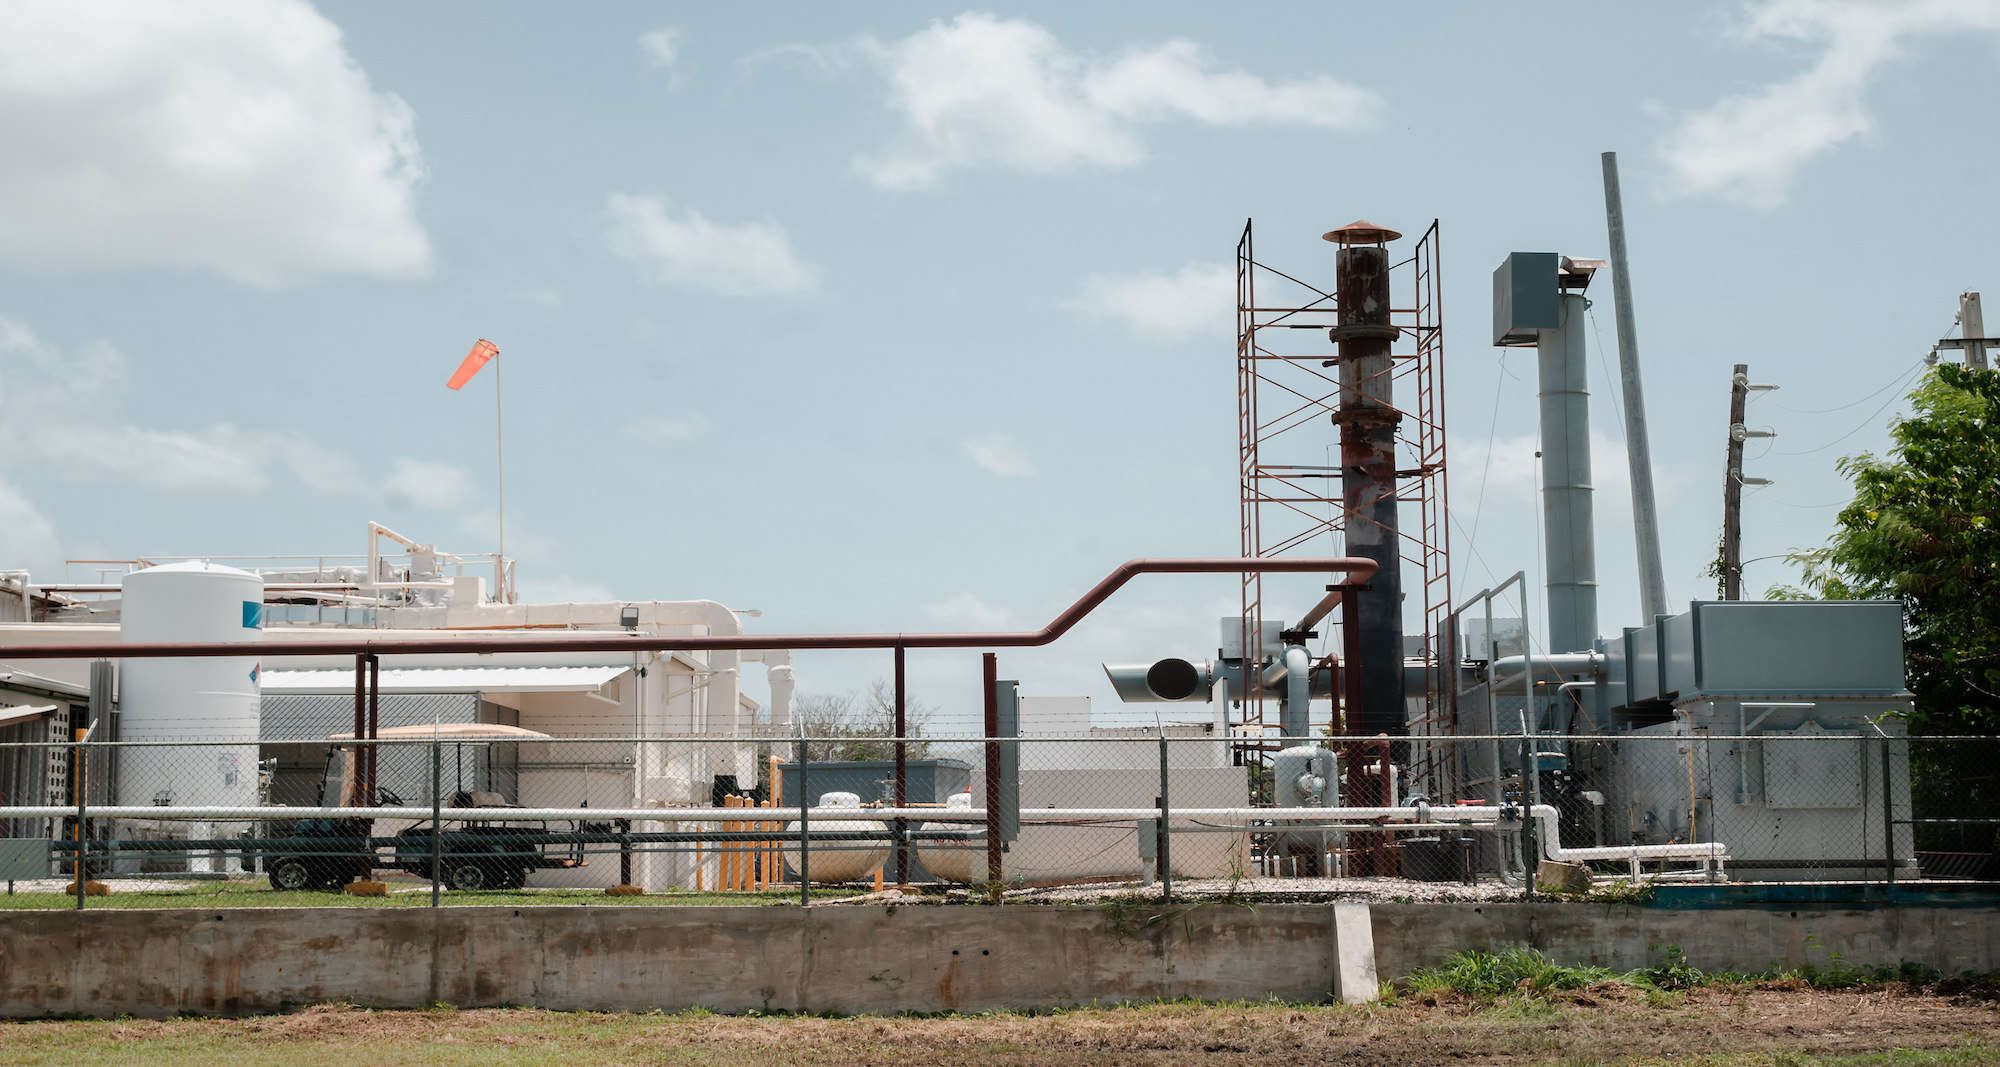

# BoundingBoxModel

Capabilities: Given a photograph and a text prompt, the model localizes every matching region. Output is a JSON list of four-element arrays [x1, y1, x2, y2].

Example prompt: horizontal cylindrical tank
[[915, 791, 983, 883], [117, 561, 263, 811], [785, 791, 888, 884]]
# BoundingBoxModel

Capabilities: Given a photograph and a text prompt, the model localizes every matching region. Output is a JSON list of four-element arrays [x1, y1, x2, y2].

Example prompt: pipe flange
[[1327, 324, 1402, 343]]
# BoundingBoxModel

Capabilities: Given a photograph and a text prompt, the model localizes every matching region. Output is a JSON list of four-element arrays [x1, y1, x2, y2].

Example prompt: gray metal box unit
[[0, 837, 47, 882], [777, 759, 973, 808], [1492, 252, 1560, 346], [1624, 623, 1664, 704], [1666, 601, 1905, 699]]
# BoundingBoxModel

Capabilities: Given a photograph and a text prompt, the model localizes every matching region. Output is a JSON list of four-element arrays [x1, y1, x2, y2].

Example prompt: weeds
[[1409, 946, 1618, 997], [1409, 945, 1992, 1004]]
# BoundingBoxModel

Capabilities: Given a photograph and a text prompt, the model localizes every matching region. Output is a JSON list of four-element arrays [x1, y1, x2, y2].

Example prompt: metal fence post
[[893, 644, 908, 886], [1880, 731, 1896, 886], [1158, 732, 1172, 902], [430, 731, 442, 906], [73, 730, 85, 911], [983, 653, 1001, 894], [1521, 736, 1537, 899], [798, 722, 810, 907]]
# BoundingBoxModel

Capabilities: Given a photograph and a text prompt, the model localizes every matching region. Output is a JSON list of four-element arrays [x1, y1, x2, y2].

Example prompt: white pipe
[[9, 800, 1732, 871], [1528, 803, 1724, 865], [0, 804, 1509, 822]]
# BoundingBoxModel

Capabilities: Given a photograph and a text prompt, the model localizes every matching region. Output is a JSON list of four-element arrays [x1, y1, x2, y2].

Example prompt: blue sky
[[0, 1, 1995, 729]]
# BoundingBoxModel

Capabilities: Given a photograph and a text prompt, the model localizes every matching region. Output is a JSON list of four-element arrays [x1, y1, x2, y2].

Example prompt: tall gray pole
[[1600, 152, 1671, 621], [1961, 292, 1989, 371]]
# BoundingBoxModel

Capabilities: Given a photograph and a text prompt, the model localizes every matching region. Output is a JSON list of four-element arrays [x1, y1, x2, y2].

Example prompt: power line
[[1768, 360, 1923, 416], [1773, 364, 1923, 457]]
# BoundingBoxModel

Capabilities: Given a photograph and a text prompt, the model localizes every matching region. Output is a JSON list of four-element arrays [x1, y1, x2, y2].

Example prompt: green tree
[[1773, 364, 1999, 735]]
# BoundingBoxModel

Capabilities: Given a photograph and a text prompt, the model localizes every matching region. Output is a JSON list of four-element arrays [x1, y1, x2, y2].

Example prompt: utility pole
[[1962, 292, 1988, 371], [1933, 292, 1993, 369], [1723, 365, 1776, 600], [1722, 364, 1748, 601]]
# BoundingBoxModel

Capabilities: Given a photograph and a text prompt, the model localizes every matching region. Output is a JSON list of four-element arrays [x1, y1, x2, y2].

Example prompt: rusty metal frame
[[1236, 220, 1450, 750]]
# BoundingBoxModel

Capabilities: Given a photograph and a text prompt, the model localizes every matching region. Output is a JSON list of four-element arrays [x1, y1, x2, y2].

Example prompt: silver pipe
[[1537, 293, 1599, 652], [1280, 645, 1311, 741], [1601, 151, 1670, 620]]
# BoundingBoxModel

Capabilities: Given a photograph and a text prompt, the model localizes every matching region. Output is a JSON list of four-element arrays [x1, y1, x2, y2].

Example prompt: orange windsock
[[447, 339, 499, 390]]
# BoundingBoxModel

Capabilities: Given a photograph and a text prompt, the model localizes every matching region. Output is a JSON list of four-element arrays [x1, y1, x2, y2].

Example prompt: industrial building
[[0, 522, 793, 889]]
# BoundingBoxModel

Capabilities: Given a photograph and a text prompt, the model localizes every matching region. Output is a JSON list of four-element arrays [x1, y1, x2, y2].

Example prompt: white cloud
[[622, 412, 711, 445], [0, 315, 361, 493], [604, 193, 818, 295], [0, 480, 61, 573], [846, 13, 1381, 189], [383, 458, 473, 510], [639, 27, 683, 68], [1067, 261, 1233, 341], [0, 0, 431, 286], [1658, 0, 2000, 207], [962, 432, 1037, 478]]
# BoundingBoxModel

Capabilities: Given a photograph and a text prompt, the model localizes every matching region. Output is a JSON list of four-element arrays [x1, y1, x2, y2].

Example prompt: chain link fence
[[0, 731, 1989, 907]]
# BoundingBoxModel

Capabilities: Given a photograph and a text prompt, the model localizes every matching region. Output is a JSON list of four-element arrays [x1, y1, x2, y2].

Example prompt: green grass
[[1409, 946, 1622, 997], [1407, 946, 1995, 1001], [0, 880, 868, 910]]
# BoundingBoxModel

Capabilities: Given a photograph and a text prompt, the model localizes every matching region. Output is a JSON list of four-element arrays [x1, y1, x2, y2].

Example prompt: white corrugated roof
[[261, 665, 630, 695]]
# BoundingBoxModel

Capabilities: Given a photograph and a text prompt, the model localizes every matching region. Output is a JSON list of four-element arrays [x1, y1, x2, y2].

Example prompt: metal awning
[[0, 704, 59, 730], [260, 665, 631, 696]]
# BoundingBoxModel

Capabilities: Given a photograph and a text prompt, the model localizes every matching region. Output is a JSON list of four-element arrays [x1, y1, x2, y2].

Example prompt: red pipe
[[0, 557, 1377, 660]]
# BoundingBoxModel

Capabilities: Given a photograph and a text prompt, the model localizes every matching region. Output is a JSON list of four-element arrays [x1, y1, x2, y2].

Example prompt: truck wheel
[[444, 861, 489, 891], [269, 857, 314, 892]]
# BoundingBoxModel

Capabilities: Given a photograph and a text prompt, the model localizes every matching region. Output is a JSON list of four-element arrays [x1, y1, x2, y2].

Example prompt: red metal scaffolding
[[1235, 219, 1451, 753]]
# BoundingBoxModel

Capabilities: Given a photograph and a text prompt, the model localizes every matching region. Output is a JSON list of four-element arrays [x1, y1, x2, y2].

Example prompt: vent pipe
[[1494, 253, 1603, 653]]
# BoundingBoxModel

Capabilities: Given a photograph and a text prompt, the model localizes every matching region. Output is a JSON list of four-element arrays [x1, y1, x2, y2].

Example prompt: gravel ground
[[1008, 875, 1523, 903], [822, 875, 1525, 905]]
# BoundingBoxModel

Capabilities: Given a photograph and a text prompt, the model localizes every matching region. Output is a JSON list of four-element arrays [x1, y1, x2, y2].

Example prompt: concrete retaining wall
[[1370, 902, 2000, 981], [0, 902, 1992, 1018]]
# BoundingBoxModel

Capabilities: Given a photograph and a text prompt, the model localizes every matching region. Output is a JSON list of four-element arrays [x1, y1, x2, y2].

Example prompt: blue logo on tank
[[242, 601, 262, 629]]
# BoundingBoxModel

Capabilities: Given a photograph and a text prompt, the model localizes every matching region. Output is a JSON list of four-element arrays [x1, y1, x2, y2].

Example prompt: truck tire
[[269, 857, 315, 892], [444, 860, 491, 891]]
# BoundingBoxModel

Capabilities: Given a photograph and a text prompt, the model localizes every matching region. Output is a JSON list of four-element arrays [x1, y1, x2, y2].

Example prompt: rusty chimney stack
[[1325, 220, 1405, 738]]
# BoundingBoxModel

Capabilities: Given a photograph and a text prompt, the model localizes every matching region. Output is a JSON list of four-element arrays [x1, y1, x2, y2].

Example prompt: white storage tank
[[117, 561, 264, 810], [784, 791, 889, 884], [914, 791, 983, 883]]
